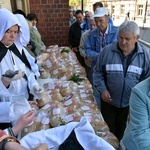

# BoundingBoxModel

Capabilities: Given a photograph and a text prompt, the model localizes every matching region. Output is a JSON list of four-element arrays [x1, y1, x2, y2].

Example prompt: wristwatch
[[1, 138, 17, 150], [0, 135, 20, 150]]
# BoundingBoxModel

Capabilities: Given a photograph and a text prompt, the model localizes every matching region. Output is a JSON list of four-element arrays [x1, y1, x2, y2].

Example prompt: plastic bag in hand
[[2, 70, 25, 82], [9, 97, 32, 126], [33, 85, 44, 99]]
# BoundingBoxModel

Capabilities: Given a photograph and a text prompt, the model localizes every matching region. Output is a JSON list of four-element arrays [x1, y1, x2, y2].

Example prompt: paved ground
[[113, 19, 150, 43]]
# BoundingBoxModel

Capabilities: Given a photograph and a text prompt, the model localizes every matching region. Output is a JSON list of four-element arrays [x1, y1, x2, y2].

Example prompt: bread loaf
[[37, 91, 51, 107]]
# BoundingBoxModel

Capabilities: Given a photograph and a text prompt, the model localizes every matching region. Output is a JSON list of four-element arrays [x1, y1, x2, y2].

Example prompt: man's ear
[[137, 35, 140, 40]]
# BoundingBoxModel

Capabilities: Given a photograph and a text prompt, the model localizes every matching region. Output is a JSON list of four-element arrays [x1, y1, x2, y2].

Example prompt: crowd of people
[[69, 1, 150, 150], [0, 0, 150, 149]]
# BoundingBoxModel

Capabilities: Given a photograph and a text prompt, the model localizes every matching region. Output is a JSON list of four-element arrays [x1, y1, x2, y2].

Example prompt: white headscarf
[[15, 14, 30, 47], [0, 8, 23, 53], [15, 14, 40, 78]]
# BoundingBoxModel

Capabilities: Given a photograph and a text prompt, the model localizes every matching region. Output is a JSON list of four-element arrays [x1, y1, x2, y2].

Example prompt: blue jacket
[[93, 41, 150, 108], [85, 24, 118, 68], [122, 77, 150, 149]]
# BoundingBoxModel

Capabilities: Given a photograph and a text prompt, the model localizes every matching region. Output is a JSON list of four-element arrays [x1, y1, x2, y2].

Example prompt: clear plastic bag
[[9, 96, 32, 125]]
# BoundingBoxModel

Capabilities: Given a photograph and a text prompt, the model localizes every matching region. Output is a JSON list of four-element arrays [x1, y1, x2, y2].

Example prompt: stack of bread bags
[[21, 45, 119, 149]]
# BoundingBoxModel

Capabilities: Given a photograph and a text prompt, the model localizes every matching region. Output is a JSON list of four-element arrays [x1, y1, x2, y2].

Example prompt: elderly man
[[85, 11, 93, 21], [85, 7, 118, 108], [69, 10, 88, 66], [84, 11, 93, 30], [93, 2, 113, 25], [79, 18, 96, 83], [69, 9, 76, 27], [93, 21, 150, 141]]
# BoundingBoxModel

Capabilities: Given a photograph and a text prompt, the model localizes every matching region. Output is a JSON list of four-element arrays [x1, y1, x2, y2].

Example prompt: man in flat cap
[[85, 7, 118, 108]]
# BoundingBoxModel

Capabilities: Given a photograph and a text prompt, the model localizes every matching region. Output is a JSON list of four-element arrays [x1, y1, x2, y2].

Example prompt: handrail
[[139, 39, 150, 49]]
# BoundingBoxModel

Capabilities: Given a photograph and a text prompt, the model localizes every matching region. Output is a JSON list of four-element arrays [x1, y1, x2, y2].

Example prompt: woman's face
[[1, 25, 19, 46], [31, 19, 37, 27]]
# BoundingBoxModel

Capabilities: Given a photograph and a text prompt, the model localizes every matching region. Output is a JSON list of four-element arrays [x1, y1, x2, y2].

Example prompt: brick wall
[[29, 0, 69, 47]]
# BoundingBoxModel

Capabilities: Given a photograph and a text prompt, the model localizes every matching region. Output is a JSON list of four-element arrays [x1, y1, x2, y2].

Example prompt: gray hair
[[90, 17, 95, 21], [86, 11, 93, 16], [119, 21, 140, 37]]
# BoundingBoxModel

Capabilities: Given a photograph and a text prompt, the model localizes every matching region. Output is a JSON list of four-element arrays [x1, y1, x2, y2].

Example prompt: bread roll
[[44, 81, 58, 90], [60, 82, 72, 97], [40, 117, 50, 130], [39, 68, 49, 79], [37, 91, 51, 107], [37, 53, 49, 63], [96, 131, 119, 149], [61, 52, 69, 59], [51, 89, 64, 101], [90, 114, 109, 132], [21, 122, 36, 137]]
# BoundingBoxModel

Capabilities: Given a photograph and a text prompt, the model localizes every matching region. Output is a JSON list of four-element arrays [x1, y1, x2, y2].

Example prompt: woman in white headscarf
[[14, 14, 40, 78], [0, 8, 43, 124]]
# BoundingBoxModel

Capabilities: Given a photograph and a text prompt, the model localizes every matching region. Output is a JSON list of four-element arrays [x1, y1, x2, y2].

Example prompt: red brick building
[[29, 0, 69, 47]]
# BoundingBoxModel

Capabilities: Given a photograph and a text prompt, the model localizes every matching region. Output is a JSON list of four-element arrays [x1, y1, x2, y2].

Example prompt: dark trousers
[[85, 64, 92, 84], [101, 101, 129, 141], [75, 51, 85, 67]]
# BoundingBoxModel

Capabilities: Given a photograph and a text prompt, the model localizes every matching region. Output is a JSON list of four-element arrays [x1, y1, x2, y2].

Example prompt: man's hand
[[85, 57, 92, 62], [72, 47, 78, 52], [101, 90, 112, 103]]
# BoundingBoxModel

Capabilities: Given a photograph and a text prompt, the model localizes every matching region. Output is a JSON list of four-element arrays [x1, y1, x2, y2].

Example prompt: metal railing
[[139, 39, 150, 50]]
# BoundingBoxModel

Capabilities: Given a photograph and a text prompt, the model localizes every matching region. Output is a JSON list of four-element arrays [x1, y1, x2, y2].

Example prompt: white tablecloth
[[20, 118, 115, 150]]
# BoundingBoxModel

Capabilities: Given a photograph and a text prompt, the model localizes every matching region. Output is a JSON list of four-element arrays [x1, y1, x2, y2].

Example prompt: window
[[112, 5, 115, 14], [10, 0, 17, 12], [138, 5, 143, 16], [10, 0, 30, 15], [147, 7, 150, 16], [121, 5, 125, 14]]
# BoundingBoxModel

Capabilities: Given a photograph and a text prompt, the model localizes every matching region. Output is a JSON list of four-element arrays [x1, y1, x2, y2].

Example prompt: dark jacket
[[69, 22, 87, 48]]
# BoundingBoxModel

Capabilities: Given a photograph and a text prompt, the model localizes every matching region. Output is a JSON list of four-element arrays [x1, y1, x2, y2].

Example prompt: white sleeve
[[23, 47, 40, 78], [27, 73, 39, 96], [0, 102, 11, 123], [79, 31, 89, 57], [0, 79, 11, 96], [4, 128, 9, 135]]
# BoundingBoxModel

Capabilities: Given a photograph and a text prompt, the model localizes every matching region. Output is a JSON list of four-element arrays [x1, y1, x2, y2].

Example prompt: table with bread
[[20, 45, 119, 149]]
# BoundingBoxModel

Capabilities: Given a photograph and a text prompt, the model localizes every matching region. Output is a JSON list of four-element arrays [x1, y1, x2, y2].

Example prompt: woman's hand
[[28, 101, 38, 106], [12, 110, 35, 135], [0, 130, 6, 137]]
